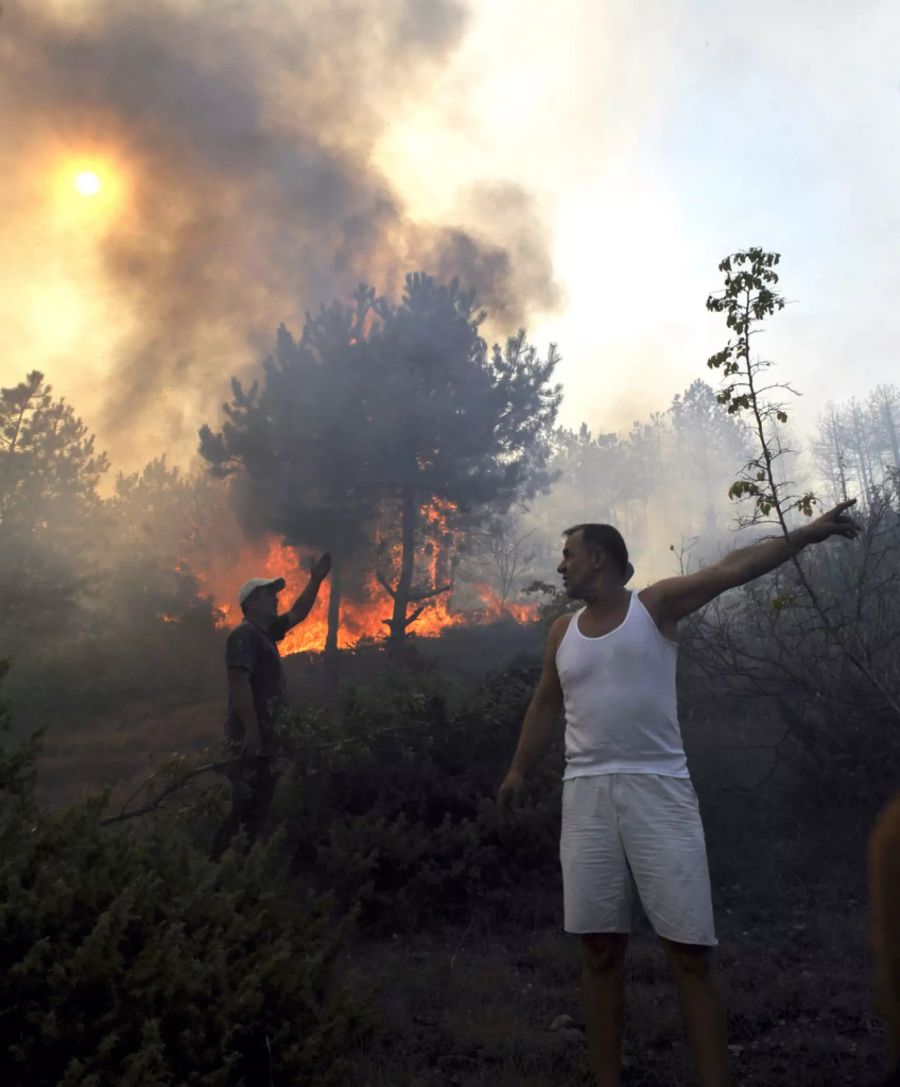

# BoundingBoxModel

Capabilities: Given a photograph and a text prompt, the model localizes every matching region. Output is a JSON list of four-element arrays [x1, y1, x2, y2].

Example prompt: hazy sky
[[2, 0, 897, 470]]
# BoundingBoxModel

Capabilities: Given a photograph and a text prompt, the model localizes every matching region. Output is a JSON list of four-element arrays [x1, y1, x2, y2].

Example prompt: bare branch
[[376, 571, 397, 599], [403, 603, 428, 628], [99, 758, 239, 826], [408, 582, 452, 603]]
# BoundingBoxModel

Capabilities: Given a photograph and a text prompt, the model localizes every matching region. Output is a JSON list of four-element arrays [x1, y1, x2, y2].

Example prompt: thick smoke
[[1, 0, 561, 462]]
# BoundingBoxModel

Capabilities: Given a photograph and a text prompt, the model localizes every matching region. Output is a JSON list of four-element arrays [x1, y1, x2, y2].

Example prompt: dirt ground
[[338, 816, 890, 1086]]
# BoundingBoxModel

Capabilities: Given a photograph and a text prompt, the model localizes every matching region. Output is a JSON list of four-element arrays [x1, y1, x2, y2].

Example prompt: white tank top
[[555, 592, 689, 779]]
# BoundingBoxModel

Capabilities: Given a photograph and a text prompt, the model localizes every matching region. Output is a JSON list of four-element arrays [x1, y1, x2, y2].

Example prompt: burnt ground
[[338, 815, 889, 1087]]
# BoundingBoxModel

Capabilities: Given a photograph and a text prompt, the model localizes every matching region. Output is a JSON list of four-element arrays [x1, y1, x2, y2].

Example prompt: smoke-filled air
[[2, 3, 899, 1086], [1, 0, 560, 466]]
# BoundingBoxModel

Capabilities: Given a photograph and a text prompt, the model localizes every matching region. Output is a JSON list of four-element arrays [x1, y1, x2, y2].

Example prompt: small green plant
[[705, 248, 900, 721], [706, 248, 816, 526]]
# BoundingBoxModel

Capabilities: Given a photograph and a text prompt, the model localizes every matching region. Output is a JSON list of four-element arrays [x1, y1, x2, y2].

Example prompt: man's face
[[248, 585, 280, 621], [557, 530, 596, 598]]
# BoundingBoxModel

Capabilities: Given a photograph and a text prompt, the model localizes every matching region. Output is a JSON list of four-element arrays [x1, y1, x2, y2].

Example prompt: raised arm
[[642, 500, 861, 629], [497, 614, 569, 813], [285, 553, 333, 629]]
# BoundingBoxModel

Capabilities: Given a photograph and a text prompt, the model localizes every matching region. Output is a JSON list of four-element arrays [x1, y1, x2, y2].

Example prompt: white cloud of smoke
[[0, 0, 561, 465]]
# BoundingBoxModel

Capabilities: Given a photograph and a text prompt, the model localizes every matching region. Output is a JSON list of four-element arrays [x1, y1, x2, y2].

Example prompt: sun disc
[[75, 171, 101, 196]]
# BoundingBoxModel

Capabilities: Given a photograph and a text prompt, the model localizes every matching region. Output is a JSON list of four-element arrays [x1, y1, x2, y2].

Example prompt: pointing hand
[[804, 499, 862, 544]]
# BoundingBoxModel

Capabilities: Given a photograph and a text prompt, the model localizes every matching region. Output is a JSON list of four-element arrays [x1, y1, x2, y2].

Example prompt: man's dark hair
[[563, 523, 629, 576]]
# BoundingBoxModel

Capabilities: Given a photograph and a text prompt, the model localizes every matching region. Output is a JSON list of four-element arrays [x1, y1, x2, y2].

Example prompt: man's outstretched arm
[[285, 553, 333, 629], [644, 499, 861, 627]]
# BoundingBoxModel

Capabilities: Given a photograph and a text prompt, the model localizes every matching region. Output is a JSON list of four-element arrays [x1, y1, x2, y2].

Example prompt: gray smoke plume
[[1, 0, 561, 461]]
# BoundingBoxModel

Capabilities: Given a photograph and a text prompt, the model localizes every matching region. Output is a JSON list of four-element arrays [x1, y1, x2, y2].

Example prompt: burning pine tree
[[199, 273, 561, 665]]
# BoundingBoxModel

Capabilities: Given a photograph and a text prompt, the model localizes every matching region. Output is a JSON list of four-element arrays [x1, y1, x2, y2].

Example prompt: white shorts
[[560, 773, 717, 946]]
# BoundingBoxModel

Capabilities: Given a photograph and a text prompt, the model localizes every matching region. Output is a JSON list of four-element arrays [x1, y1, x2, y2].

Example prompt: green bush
[[0, 668, 370, 1086], [3, 613, 225, 736], [276, 661, 564, 932]]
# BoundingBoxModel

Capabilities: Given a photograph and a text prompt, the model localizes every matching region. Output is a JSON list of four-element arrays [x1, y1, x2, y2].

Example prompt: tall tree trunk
[[837, 450, 849, 503], [388, 484, 417, 653], [700, 445, 715, 537], [323, 549, 343, 691], [825, 406, 849, 503], [850, 405, 874, 501], [883, 401, 900, 469]]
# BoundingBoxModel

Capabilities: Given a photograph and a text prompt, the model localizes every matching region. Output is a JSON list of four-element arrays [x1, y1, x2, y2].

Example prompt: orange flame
[[191, 498, 537, 653]]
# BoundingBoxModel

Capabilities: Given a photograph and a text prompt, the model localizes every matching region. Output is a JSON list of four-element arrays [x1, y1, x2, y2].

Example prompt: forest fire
[[193, 498, 538, 655]]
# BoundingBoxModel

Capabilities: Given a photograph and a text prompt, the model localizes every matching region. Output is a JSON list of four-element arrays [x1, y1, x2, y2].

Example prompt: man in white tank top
[[498, 502, 861, 1087]]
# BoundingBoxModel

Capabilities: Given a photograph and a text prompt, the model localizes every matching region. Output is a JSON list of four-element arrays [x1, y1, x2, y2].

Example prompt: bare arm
[[643, 499, 861, 629], [227, 667, 260, 753], [869, 789, 900, 1066], [497, 615, 569, 812], [286, 553, 332, 629]]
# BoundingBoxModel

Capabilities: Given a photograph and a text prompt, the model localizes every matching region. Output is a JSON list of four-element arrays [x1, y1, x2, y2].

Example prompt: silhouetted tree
[[0, 372, 108, 641], [201, 274, 561, 658], [812, 403, 852, 505], [845, 397, 877, 502], [668, 379, 751, 538], [368, 274, 562, 650], [466, 511, 538, 603], [705, 246, 900, 723], [199, 287, 380, 674], [813, 388, 900, 506], [868, 384, 900, 477], [102, 457, 220, 636]]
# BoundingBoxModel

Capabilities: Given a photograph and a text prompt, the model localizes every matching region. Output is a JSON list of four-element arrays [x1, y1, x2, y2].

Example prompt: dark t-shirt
[[225, 615, 291, 754]]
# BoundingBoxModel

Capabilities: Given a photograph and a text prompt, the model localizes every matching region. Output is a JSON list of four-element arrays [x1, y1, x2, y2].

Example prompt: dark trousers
[[211, 755, 278, 860]]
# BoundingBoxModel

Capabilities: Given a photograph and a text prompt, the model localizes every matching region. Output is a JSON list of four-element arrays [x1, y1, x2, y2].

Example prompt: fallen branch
[[100, 722, 436, 827], [99, 758, 239, 826]]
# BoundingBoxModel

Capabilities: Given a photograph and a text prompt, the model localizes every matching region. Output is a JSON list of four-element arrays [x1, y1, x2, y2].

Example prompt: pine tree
[[0, 372, 109, 642], [369, 275, 561, 650]]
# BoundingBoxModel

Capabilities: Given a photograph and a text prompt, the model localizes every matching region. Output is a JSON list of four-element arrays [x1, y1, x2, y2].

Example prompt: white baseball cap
[[238, 576, 286, 607]]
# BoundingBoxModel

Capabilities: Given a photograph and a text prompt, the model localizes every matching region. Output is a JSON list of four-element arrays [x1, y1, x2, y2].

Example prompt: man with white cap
[[211, 553, 332, 859]]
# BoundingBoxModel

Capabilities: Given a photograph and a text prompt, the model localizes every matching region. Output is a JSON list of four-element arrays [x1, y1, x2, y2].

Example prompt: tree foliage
[[700, 248, 900, 732], [521, 379, 749, 584], [102, 457, 222, 633], [0, 372, 109, 640], [200, 273, 562, 655], [814, 387, 900, 506], [705, 248, 815, 524]]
